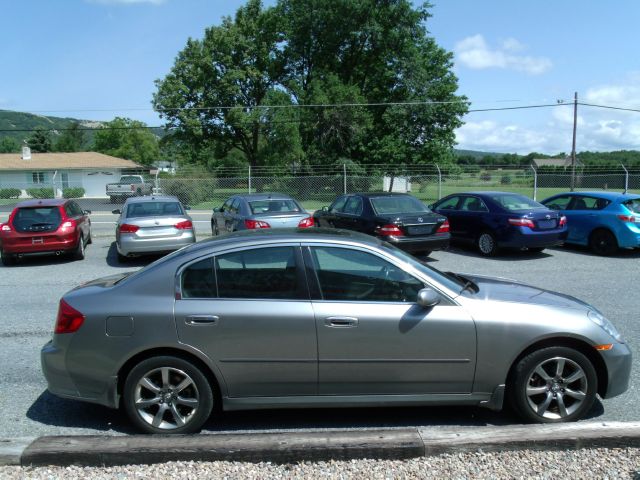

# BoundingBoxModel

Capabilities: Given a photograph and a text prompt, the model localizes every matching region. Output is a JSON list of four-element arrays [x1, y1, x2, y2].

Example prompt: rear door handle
[[185, 315, 219, 325], [325, 316, 359, 327]]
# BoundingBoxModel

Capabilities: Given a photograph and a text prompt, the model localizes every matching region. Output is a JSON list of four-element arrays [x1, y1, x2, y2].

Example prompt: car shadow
[[445, 244, 554, 261], [105, 241, 163, 268], [27, 390, 606, 434], [550, 243, 640, 259], [0, 253, 77, 269]]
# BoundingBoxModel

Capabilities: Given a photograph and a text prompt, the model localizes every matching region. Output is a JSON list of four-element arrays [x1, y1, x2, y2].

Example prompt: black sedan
[[314, 193, 449, 256]]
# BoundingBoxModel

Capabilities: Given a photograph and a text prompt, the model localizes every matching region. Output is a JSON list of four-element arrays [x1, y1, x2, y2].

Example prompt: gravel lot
[[2, 447, 639, 479], [0, 235, 638, 438]]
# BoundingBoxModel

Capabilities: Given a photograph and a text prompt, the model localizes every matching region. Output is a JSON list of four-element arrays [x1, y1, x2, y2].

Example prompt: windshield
[[380, 242, 472, 295], [623, 198, 640, 214], [488, 194, 546, 211], [126, 201, 184, 218], [370, 196, 430, 215], [249, 199, 302, 215]]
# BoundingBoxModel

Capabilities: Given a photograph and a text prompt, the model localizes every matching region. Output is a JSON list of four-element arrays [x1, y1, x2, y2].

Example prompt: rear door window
[[570, 196, 610, 210], [460, 196, 489, 212], [13, 207, 62, 233]]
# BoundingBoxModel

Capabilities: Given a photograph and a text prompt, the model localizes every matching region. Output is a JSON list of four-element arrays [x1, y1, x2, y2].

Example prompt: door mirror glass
[[112, 209, 121, 215], [213, 207, 221, 213], [83, 210, 92, 215], [184, 205, 191, 210], [416, 287, 440, 308]]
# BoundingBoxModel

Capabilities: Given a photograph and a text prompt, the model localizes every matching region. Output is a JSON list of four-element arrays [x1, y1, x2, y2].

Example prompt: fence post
[[530, 164, 537, 200], [621, 163, 629, 194], [248, 166, 252, 194], [343, 163, 347, 194], [435, 164, 442, 200], [52, 170, 58, 198]]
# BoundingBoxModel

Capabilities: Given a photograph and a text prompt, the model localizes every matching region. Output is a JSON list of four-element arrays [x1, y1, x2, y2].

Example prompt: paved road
[[0, 238, 637, 437]]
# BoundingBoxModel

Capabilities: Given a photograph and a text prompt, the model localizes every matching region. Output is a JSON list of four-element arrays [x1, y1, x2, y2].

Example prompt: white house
[[0, 151, 144, 198]]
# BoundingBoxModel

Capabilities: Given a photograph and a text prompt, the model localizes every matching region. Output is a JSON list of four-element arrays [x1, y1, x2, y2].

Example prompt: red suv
[[0, 199, 92, 265]]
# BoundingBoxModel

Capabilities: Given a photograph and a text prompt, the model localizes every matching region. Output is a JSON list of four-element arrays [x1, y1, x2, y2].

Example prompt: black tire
[[528, 247, 545, 253], [510, 346, 597, 423], [477, 231, 499, 257], [211, 220, 219, 236], [86, 228, 93, 245], [1, 250, 16, 266], [73, 235, 85, 261], [123, 355, 214, 434], [589, 229, 618, 256]]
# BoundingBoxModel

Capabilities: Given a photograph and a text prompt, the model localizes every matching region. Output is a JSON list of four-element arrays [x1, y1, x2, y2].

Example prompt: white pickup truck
[[106, 175, 153, 203]]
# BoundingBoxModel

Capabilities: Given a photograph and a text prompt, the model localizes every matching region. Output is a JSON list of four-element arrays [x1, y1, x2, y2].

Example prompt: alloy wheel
[[478, 232, 496, 256]]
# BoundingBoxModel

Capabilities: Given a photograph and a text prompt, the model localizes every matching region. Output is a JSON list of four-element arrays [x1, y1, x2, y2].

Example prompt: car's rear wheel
[[123, 356, 214, 434], [477, 231, 498, 256], [1, 250, 16, 266], [589, 229, 618, 256], [73, 235, 85, 261], [510, 346, 597, 423]]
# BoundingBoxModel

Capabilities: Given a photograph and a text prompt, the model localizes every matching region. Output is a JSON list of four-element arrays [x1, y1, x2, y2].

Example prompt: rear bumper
[[498, 228, 567, 249], [383, 233, 450, 253], [1, 234, 78, 254], [600, 342, 632, 399], [118, 231, 196, 256]]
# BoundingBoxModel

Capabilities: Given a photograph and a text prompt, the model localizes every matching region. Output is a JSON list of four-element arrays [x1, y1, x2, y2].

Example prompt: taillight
[[508, 218, 535, 228], [436, 219, 450, 233], [175, 220, 193, 230], [54, 299, 84, 334], [245, 219, 270, 229], [60, 219, 76, 230], [0, 223, 10, 232], [119, 223, 140, 233], [559, 215, 567, 226], [376, 224, 404, 236], [618, 215, 639, 223], [298, 217, 315, 228]]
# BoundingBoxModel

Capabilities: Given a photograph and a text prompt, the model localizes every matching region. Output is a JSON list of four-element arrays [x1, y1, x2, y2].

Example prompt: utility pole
[[570, 92, 578, 191]]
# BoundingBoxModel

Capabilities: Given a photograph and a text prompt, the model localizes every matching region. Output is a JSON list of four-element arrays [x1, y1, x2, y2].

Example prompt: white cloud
[[86, 0, 166, 5], [454, 34, 552, 75], [456, 120, 557, 153]]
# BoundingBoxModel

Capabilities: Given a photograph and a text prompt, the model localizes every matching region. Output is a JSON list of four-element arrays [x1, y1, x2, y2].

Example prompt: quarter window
[[216, 247, 301, 299], [309, 247, 423, 302]]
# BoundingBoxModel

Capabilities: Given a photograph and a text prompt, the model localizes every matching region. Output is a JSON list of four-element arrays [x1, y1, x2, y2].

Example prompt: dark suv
[[0, 199, 92, 265]]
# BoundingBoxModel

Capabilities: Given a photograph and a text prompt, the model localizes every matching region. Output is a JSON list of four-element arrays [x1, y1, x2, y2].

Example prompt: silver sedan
[[42, 229, 631, 434], [113, 196, 196, 260]]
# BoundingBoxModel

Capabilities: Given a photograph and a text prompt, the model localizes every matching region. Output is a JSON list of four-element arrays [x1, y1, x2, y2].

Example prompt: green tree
[[27, 128, 53, 153], [93, 117, 160, 165], [55, 122, 86, 152], [0, 137, 20, 153]]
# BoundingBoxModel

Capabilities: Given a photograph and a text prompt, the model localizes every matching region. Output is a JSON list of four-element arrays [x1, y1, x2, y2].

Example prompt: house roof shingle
[[0, 152, 142, 170]]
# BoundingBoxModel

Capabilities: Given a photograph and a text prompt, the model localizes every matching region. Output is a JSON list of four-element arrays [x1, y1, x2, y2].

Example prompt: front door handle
[[185, 315, 219, 325], [325, 316, 359, 327]]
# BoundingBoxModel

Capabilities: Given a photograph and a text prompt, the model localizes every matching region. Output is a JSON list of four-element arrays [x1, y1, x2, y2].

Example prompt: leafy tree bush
[[62, 187, 86, 198], [480, 172, 492, 182], [0, 188, 21, 199], [500, 175, 512, 185], [26, 187, 54, 198]]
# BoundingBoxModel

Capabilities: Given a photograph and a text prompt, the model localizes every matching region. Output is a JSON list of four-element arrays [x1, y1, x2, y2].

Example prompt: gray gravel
[[2, 448, 639, 479]]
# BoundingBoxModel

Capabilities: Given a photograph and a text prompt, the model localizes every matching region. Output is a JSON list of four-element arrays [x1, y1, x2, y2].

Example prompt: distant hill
[[454, 149, 503, 159]]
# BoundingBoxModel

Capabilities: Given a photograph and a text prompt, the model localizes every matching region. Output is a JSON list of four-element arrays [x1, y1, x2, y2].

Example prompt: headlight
[[588, 310, 623, 342]]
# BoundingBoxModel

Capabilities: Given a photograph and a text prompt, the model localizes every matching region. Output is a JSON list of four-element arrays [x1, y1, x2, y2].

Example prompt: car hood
[[462, 274, 593, 312]]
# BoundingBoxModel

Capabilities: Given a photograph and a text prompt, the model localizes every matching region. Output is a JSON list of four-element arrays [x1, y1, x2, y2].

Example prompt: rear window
[[13, 207, 62, 233], [126, 202, 183, 218], [370, 196, 430, 215], [249, 199, 301, 215], [623, 198, 640, 214], [488, 194, 545, 211]]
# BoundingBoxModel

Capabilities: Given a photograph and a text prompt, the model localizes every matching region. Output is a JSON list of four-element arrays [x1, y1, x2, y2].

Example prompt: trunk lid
[[375, 213, 446, 236]]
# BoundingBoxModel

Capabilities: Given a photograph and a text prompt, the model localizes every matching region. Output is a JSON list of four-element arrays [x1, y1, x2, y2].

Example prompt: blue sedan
[[540, 191, 640, 255], [431, 191, 567, 256]]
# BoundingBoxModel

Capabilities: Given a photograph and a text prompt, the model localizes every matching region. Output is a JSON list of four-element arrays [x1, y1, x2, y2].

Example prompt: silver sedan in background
[[211, 193, 314, 234], [113, 196, 195, 261], [41, 229, 630, 434]]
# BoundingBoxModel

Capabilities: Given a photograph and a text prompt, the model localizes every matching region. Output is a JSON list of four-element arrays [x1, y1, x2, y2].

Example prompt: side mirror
[[112, 209, 121, 215], [428, 204, 434, 209], [83, 210, 92, 215], [322, 206, 329, 212], [184, 205, 191, 211], [213, 207, 221, 213], [416, 287, 440, 308]]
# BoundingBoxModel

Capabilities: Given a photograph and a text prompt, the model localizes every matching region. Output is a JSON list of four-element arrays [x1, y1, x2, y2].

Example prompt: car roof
[[124, 195, 181, 204], [233, 193, 295, 201], [462, 191, 526, 197], [560, 191, 640, 201], [355, 192, 415, 198], [15, 198, 68, 208]]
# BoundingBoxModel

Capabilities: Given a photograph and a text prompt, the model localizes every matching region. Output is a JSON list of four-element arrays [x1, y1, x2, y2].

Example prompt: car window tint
[[182, 257, 216, 298], [126, 202, 184, 218], [342, 196, 363, 215], [13, 207, 62, 232], [330, 196, 348, 213], [460, 197, 489, 212], [623, 198, 640, 214], [570, 196, 610, 210], [370, 196, 429, 214], [436, 196, 460, 210], [215, 247, 300, 299], [489, 194, 545, 211], [543, 196, 572, 210], [249, 199, 301, 214], [221, 199, 233, 212], [230, 198, 241, 214], [310, 247, 423, 302]]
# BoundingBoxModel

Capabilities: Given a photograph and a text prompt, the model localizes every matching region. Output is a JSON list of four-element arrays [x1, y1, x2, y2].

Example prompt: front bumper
[[383, 233, 450, 253], [600, 342, 632, 399]]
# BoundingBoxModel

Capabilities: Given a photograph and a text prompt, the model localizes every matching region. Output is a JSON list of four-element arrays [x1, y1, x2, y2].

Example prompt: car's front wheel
[[1, 250, 16, 266], [73, 235, 85, 260], [123, 356, 214, 434], [510, 346, 597, 423]]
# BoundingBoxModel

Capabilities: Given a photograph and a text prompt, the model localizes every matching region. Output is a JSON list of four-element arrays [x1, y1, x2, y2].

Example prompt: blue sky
[[1, 0, 639, 154]]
